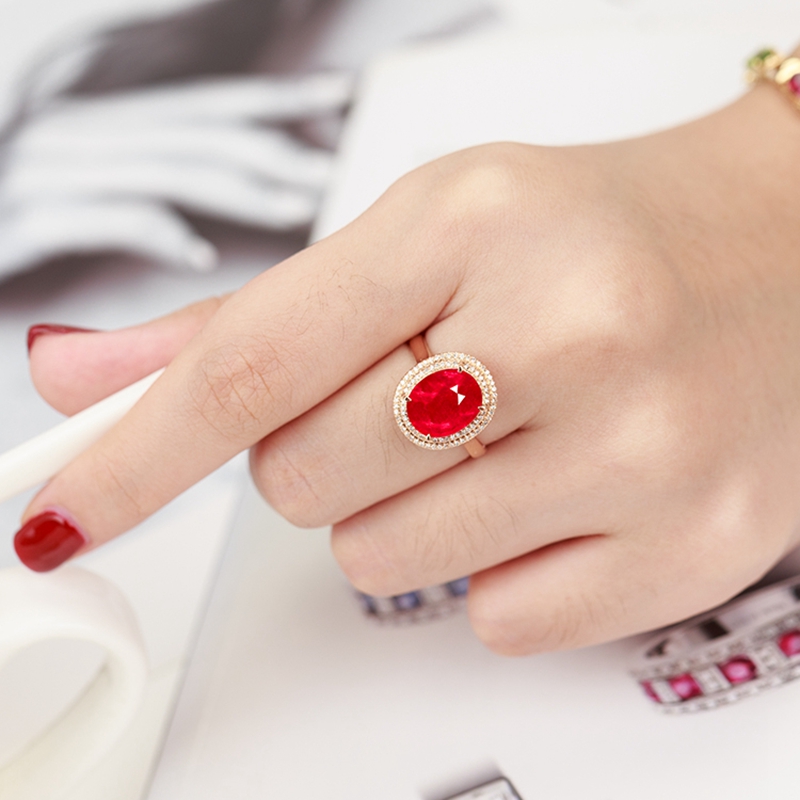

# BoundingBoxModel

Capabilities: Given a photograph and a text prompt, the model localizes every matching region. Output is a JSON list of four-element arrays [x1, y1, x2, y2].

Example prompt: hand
[[19, 84, 800, 654], [0, 73, 352, 280]]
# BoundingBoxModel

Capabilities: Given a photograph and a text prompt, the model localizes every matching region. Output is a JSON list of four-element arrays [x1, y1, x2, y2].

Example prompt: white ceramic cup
[[0, 566, 147, 800]]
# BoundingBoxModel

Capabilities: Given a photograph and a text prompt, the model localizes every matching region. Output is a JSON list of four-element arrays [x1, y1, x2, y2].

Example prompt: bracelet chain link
[[746, 47, 800, 110]]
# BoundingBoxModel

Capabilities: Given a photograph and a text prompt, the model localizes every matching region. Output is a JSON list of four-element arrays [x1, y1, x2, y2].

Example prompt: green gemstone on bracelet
[[748, 48, 777, 70]]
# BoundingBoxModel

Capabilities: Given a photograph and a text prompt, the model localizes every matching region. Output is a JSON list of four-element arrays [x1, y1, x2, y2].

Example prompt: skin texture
[[23, 83, 800, 655]]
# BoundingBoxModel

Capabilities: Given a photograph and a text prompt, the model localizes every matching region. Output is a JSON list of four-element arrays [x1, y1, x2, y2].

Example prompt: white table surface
[[149, 488, 800, 800]]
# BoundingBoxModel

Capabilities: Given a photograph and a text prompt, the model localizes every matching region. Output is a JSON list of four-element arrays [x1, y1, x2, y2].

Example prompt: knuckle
[[686, 479, 785, 585], [467, 574, 591, 656], [330, 521, 404, 596], [467, 589, 535, 656], [188, 337, 292, 438], [597, 394, 689, 480], [558, 263, 676, 370], [428, 143, 529, 238], [251, 436, 331, 528]]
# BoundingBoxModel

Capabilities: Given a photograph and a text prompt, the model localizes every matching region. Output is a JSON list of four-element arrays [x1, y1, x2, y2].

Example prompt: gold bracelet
[[746, 48, 800, 110]]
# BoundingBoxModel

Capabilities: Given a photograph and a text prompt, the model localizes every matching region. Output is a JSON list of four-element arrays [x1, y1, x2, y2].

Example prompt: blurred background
[[0, 0, 510, 542]]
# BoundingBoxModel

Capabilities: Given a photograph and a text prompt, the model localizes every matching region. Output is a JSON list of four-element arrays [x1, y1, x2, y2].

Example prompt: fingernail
[[27, 324, 97, 354], [14, 509, 89, 572]]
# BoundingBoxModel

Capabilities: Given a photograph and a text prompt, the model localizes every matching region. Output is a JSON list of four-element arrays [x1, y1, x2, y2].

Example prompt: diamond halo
[[393, 352, 497, 450]]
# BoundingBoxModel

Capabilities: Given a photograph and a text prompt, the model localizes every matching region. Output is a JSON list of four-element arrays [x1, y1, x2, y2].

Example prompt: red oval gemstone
[[406, 369, 482, 438]]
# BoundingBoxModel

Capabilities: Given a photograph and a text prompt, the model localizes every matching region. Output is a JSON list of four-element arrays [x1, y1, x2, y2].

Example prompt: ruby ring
[[393, 335, 497, 458]]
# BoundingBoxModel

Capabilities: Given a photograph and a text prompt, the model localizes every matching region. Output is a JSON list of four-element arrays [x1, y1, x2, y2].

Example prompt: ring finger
[[249, 323, 530, 528]]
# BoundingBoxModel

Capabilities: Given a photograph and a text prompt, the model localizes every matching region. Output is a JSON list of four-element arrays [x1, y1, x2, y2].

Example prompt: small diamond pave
[[695, 666, 730, 694]]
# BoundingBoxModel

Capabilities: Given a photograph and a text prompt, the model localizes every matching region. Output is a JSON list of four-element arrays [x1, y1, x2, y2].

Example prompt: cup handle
[[0, 566, 148, 800]]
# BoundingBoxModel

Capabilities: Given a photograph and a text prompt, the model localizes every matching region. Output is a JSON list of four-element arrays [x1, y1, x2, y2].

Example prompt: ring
[[393, 335, 497, 458], [630, 574, 800, 713]]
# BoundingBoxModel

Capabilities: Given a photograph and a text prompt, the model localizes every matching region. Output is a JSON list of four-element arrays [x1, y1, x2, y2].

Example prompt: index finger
[[15, 178, 462, 567]]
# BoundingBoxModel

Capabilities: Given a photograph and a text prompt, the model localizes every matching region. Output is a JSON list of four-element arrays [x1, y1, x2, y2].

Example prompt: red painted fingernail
[[14, 509, 89, 572], [27, 324, 97, 354]]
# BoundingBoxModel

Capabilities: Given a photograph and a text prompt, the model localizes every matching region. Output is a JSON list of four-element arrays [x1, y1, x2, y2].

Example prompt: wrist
[[614, 80, 800, 298]]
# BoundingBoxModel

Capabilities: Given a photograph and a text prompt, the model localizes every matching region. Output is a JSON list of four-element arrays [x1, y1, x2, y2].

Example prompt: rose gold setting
[[394, 348, 497, 454], [408, 334, 431, 362]]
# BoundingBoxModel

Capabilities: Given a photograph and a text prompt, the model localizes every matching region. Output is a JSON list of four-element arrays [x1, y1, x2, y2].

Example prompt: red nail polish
[[27, 324, 97, 353], [14, 510, 88, 572]]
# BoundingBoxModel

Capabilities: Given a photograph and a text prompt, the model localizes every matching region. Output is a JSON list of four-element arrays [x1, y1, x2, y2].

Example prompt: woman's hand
[[20, 84, 800, 654]]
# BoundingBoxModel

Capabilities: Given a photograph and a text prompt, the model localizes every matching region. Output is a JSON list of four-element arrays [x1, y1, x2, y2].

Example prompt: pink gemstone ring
[[394, 335, 497, 458], [631, 574, 800, 713]]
